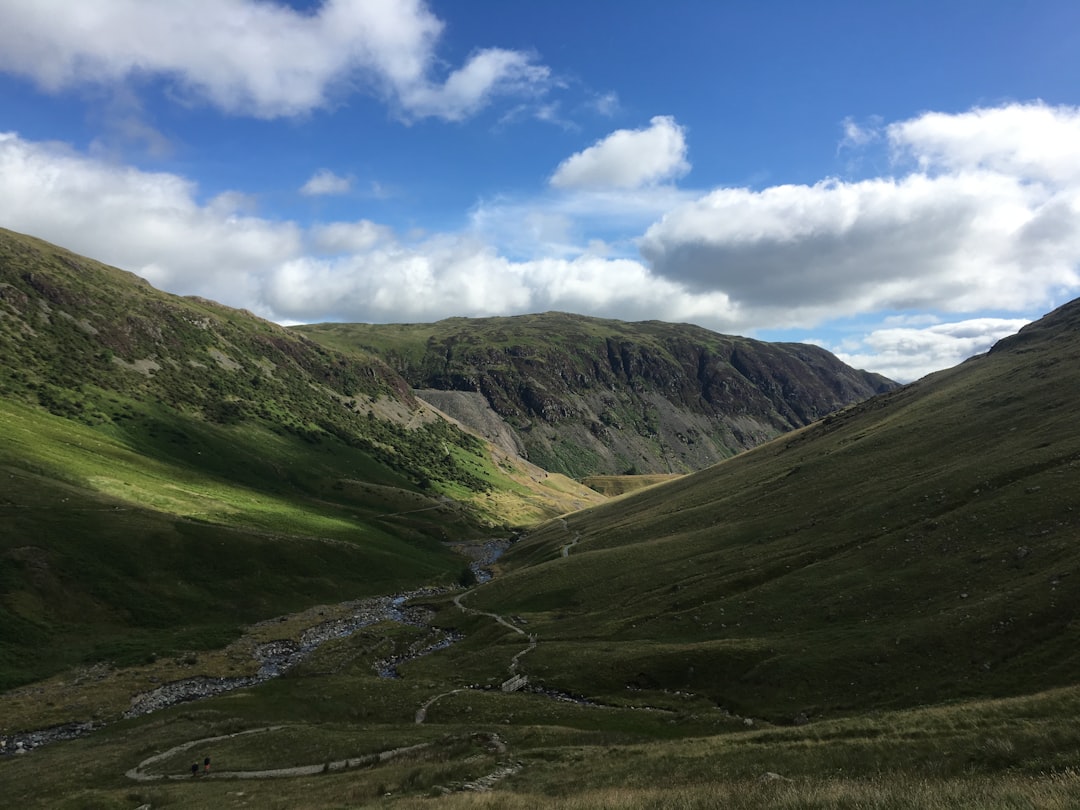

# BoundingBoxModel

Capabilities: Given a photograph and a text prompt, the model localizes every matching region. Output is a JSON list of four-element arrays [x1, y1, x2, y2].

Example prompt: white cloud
[[589, 92, 620, 117], [310, 220, 391, 253], [470, 185, 695, 259], [0, 130, 728, 328], [641, 103, 1080, 326], [0, 131, 299, 308], [399, 47, 550, 122], [550, 116, 689, 190], [888, 101, 1080, 184], [300, 169, 353, 196], [263, 240, 736, 325], [832, 318, 1030, 383], [839, 115, 881, 149], [0, 0, 549, 120]]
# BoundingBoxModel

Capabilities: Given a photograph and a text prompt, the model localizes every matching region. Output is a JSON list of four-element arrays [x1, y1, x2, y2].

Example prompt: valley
[[2, 229, 1080, 807]]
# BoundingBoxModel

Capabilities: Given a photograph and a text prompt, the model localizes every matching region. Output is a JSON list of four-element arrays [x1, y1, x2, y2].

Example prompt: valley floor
[[4, 541, 1080, 808]]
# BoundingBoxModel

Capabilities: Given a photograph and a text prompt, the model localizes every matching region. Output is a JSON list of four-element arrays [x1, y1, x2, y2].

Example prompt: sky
[[2, 1, 1080, 382]]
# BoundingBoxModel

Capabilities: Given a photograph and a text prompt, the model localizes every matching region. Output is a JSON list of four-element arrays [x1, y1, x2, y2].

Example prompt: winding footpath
[[411, 591, 539, 724], [12, 537, 536, 793], [2, 588, 456, 754], [126, 726, 434, 782], [556, 518, 582, 557]]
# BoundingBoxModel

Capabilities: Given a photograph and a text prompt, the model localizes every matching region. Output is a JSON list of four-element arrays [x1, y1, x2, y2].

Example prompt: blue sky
[[2, 1, 1080, 381]]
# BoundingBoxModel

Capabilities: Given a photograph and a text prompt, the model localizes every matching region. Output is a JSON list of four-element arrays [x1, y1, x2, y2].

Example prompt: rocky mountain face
[[296, 313, 897, 477]]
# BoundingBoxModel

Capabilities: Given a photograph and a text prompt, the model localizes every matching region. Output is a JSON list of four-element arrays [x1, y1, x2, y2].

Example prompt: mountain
[[461, 297, 1080, 718], [2, 230, 1077, 805], [0, 228, 600, 688], [295, 313, 896, 478]]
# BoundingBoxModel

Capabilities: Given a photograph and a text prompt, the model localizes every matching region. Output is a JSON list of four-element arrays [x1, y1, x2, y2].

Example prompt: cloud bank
[[641, 102, 1080, 328], [0, 0, 550, 120]]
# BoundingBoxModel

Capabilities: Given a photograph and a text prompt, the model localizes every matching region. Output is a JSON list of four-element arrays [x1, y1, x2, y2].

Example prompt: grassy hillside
[[0, 228, 600, 689], [461, 298, 1080, 719], [296, 313, 895, 477], [4, 229, 1078, 808]]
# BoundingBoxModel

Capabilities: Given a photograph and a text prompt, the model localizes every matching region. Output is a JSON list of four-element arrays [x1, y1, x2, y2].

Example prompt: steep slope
[[0, 228, 600, 688], [461, 299, 1080, 719], [296, 313, 895, 478]]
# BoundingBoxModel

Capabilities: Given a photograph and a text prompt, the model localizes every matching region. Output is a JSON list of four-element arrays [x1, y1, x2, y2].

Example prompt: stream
[[0, 539, 512, 755]]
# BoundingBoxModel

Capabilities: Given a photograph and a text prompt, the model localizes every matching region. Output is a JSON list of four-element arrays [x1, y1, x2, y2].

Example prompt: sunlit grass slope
[[0, 227, 597, 689], [0, 395, 476, 689], [466, 298, 1080, 719]]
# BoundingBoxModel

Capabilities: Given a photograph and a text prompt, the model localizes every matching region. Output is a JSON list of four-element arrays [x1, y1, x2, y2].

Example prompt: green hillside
[[465, 298, 1080, 718], [4, 227, 1080, 808], [0, 228, 599, 690]]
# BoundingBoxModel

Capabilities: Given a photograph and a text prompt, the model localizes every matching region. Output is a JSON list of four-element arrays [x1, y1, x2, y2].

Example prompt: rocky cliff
[[295, 313, 897, 477]]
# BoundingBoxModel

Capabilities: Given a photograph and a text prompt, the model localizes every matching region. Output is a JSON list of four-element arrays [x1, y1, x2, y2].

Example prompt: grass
[[4, 662, 1080, 808], [0, 396, 473, 690], [581, 473, 683, 496], [5, 227, 1080, 807], [0, 228, 600, 689], [452, 302, 1080, 719]]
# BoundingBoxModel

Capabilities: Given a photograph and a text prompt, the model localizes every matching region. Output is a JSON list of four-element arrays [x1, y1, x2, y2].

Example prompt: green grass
[[0, 397, 476, 689], [0, 228, 600, 688], [453, 299, 1080, 720], [5, 228, 1080, 807], [4, 655, 1080, 808]]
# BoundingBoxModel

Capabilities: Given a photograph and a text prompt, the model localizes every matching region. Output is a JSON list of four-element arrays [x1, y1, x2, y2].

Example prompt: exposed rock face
[[415, 389, 528, 458], [297, 313, 897, 477]]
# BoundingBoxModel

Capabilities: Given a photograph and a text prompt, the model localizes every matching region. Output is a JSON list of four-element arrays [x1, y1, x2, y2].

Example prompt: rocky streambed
[[1, 585, 478, 754], [122, 588, 452, 721], [1, 539, 517, 755]]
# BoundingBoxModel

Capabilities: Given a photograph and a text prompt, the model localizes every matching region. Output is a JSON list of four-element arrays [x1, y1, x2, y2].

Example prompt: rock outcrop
[[298, 313, 897, 477]]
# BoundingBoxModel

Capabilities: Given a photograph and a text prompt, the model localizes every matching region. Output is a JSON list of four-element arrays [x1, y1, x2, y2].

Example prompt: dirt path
[[126, 725, 434, 781], [415, 688, 468, 724], [555, 518, 581, 557], [127, 725, 519, 793], [410, 592, 536, 723], [452, 592, 527, 637], [450, 590, 537, 674]]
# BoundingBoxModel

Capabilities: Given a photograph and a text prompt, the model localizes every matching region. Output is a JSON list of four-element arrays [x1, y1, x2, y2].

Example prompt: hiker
[[191, 762, 199, 777], [204, 756, 211, 774]]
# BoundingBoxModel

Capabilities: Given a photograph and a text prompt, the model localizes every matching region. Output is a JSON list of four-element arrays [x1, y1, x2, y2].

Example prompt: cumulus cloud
[[831, 318, 1030, 383], [0, 130, 728, 328], [0, 132, 300, 307], [263, 241, 735, 325], [470, 185, 695, 259], [300, 169, 353, 196], [641, 103, 1080, 325], [889, 102, 1080, 184], [550, 116, 689, 190], [310, 220, 391, 253], [0, 0, 549, 120]]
